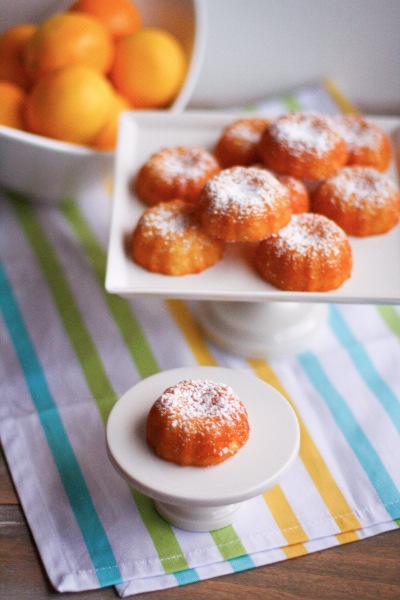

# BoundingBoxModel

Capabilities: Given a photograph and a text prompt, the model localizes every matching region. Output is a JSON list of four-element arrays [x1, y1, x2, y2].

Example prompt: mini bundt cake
[[197, 165, 291, 242], [258, 111, 348, 180], [146, 378, 250, 467], [254, 213, 353, 292], [333, 114, 392, 172], [131, 199, 225, 275], [214, 117, 270, 168], [135, 145, 220, 206], [312, 165, 400, 237]]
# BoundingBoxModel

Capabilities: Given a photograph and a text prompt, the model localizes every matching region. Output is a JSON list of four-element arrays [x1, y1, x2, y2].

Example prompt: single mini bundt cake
[[312, 165, 400, 237], [197, 165, 291, 242], [135, 145, 220, 206], [131, 199, 225, 275], [254, 213, 353, 292], [333, 114, 392, 172], [146, 378, 250, 467], [258, 111, 348, 180]]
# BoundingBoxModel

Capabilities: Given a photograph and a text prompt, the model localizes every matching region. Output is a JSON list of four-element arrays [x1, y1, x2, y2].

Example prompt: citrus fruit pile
[[0, 0, 187, 149]]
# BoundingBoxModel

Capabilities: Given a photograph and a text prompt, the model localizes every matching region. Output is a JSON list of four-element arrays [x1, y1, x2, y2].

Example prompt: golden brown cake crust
[[258, 111, 348, 180], [312, 166, 400, 237], [275, 174, 310, 214], [135, 145, 220, 206], [131, 199, 225, 275], [146, 379, 250, 467], [214, 117, 270, 168], [333, 114, 392, 172], [197, 166, 291, 242], [255, 213, 353, 292]]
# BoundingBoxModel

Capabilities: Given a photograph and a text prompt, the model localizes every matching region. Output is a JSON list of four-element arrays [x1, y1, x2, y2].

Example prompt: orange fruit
[[0, 81, 26, 129], [91, 93, 130, 150], [69, 0, 142, 39], [0, 24, 36, 90], [22, 12, 114, 82], [109, 28, 187, 108], [24, 65, 115, 145]]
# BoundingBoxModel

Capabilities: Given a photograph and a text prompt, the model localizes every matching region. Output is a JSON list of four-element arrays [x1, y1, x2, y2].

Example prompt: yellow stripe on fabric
[[165, 301, 256, 566], [283, 543, 309, 559], [165, 300, 217, 366], [335, 530, 360, 544], [248, 358, 362, 540], [323, 79, 358, 114], [263, 486, 309, 555]]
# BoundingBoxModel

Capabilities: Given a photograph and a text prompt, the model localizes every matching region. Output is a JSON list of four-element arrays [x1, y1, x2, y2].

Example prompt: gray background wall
[[190, 0, 400, 114]]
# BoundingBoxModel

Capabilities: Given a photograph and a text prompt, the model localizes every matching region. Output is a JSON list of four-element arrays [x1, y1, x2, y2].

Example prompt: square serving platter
[[106, 111, 400, 304]]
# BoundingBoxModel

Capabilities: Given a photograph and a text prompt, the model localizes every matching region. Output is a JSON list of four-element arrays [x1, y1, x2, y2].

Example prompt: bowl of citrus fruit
[[0, 0, 206, 203]]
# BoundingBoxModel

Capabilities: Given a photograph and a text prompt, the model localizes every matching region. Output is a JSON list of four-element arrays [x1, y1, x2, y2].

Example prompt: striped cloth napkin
[[1, 82, 399, 597]]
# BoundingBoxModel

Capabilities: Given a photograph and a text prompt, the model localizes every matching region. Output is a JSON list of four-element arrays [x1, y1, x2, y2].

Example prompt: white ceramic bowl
[[0, 0, 207, 203]]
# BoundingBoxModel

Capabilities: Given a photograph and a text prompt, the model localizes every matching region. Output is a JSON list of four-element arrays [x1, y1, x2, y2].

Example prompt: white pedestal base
[[196, 301, 328, 358], [154, 499, 245, 532]]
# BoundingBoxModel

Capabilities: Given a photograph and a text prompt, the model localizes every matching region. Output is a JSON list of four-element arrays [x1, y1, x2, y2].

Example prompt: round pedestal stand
[[196, 301, 328, 358], [106, 366, 300, 532]]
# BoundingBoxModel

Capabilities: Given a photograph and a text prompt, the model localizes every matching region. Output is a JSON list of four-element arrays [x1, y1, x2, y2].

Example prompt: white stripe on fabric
[[272, 355, 393, 524], [37, 207, 141, 397], [278, 460, 343, 539], [315, 336, 400, 486], [132, 298, 201, 370]]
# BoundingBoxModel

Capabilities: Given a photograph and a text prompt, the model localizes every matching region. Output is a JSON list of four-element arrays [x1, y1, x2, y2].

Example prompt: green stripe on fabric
[[211, 526, 254, 566], [12, 197, 117, 423], [0, 260, 122, 587], [60, 200, 158, 379], [282, 94, 301, 112], [164, 300, 255, 569], [58, 200, 196, 577], [9, 193, 196, 582], [131, 490, 191, 574], [376, 306, 400, 339]]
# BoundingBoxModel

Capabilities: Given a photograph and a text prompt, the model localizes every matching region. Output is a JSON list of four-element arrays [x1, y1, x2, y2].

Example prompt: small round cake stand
[[195, 300, 328, 358], [106, 366, 300, 532]]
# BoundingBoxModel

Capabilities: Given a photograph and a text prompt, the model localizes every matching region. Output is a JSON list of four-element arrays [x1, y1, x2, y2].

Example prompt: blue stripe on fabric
[[229, 555, 256, 571], [298, 350, 400, 520], [329, 306, 400, 434], [174, 568, 200, 585], [0, 262, 122, 587], [174, 555, 254, 586]]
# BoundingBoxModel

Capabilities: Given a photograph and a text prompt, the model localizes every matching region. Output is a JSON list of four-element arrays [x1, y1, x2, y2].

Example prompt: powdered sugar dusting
[[154, 378, 248, 434], [224, 120, 266, 144], [334, 116, 382, 149], [203, 166, 286, 216], [140, 203, 191, 239], [271, 111, 340, 157], [272, 213, 346, 258], [151, 146, 218, 183], [325, 166, 397, 208]]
